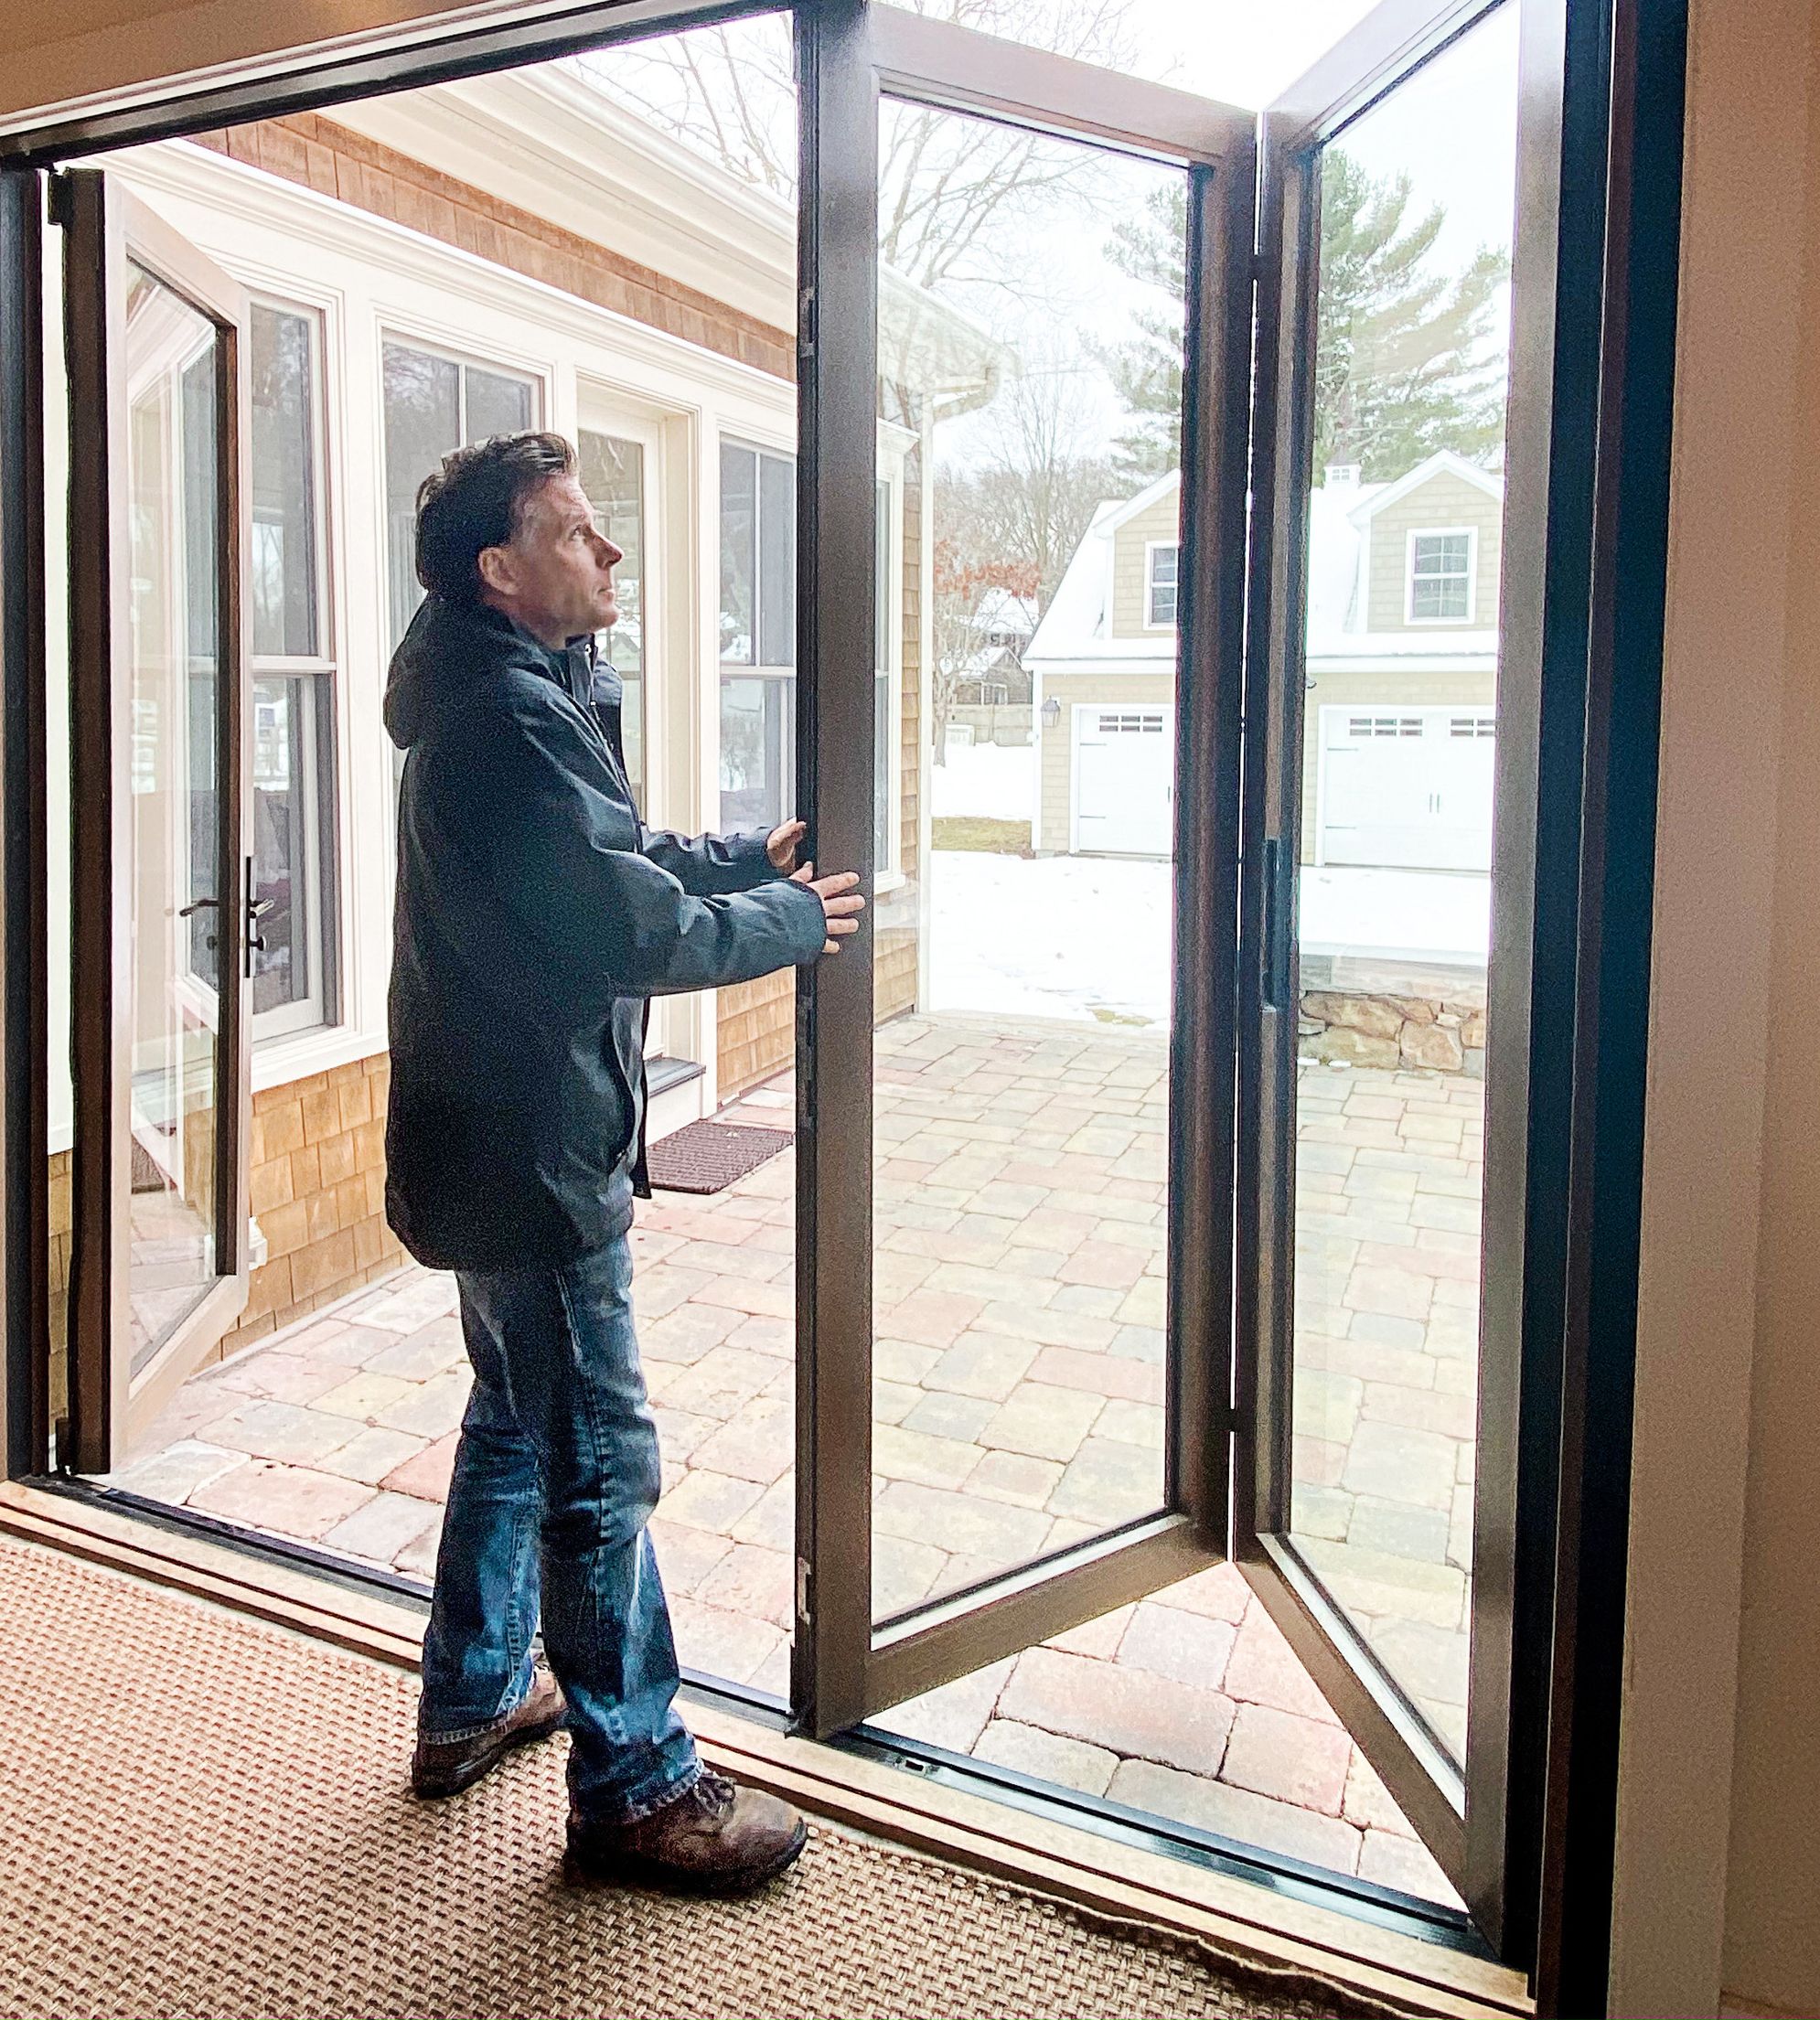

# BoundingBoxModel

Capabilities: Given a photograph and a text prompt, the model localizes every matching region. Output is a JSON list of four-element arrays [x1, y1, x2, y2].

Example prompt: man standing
[[383, 432, 862, 1896]]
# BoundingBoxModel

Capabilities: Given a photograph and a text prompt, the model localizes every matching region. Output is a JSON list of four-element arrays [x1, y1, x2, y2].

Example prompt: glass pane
[[719, 674, 792, 832], [464, 362, 535, 441], [719, 442, 755, 664], [181, 355, 219, 996], [871, 107, 1186, 1621], [249, 304, 319, 658], [123, 264, 226, 1371], [579, 430, 647, 803], [381, 342, 458, 651], [1284, 5, 1519, 1765], [873, 1566, 1460, 1908], [757, 450, 795, 668], [251, 677, 314, 1016]]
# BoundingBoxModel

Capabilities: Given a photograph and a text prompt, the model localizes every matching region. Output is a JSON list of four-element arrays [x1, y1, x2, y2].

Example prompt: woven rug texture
[[0, 1536, 1407, 2020]]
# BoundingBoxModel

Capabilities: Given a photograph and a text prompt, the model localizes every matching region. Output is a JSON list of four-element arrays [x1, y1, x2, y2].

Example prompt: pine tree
[[1103, 153, 1512, 484]]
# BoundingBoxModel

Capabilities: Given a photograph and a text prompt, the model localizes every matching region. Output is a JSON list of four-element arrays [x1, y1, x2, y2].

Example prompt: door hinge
[[47, 171, 73, 230], [796, 1555, 812, 1626], [798, 285, 817, 360]]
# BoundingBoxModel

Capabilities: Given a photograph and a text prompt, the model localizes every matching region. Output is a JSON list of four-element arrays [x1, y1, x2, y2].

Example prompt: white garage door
[[1320, 708, 1495, 871], [1073, 706, 1173, 856]]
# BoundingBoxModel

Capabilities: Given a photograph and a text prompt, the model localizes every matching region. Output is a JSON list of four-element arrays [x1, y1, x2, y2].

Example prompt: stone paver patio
[[110, 1013, 1479, 1908]]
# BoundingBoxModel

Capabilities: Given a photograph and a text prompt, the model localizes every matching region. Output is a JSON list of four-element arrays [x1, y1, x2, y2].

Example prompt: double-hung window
[[1408, 529, 1475, 622], [248, 300, 336, 1039], [717, 442, 896, 865], [579, 430, 648, 806], [380, 338, 538, 651], [718, 441, 797, 834], [1146, 540, 1179, 628]]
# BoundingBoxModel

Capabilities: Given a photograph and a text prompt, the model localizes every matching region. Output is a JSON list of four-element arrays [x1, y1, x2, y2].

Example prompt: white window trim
[[1404, 525, 1479, 625], [107, 142, 804, 1125], [247, 291, 338, 1051], [1143, 539, 1180, 632], [575, 397, 665, 808]]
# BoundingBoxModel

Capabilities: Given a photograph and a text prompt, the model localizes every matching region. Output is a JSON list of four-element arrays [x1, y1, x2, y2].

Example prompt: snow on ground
[[930, 741, 1034, 821], [1300, 864, 1489, 967], [927, 850, 1490, 1030], [930, 851, 1171, 1025]]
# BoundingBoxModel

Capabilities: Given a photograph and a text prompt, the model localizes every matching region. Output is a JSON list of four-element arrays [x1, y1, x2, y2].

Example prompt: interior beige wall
[[1612, 0, 1820, 2015], [1718, 5, 1820, 2006]]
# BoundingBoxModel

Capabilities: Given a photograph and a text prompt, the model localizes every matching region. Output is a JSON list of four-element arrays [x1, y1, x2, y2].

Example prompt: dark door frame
[[0, 1, 1687, 2006], [1232, 0, 1572, 1944], [792, 0, 1258, 1740]]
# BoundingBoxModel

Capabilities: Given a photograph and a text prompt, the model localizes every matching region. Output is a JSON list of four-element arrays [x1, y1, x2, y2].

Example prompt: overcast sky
[[570, 1, 1523, 474]]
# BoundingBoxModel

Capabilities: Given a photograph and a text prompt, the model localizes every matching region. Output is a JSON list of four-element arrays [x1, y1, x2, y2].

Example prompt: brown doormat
[[648, 1117, 793, 1193], [0, 1535, 1414, 2020]]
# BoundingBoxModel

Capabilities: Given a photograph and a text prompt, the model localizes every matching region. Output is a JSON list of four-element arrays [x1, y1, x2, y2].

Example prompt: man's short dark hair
[[414, 431, 576, 604]]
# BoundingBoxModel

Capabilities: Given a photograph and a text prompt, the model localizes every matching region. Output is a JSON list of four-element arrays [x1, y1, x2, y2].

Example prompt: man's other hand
[[789, 863, 866, 956], [766, 819, 807, 872]]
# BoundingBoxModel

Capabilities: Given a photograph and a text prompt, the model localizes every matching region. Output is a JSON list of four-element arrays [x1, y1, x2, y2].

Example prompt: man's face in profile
[[481, 472, 622, 645]]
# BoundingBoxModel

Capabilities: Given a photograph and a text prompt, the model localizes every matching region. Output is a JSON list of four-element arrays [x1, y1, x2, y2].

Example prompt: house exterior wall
[[226, 1058, 406, 1354], [88, 113, 926, 1345], [1364, 468, 1503, 631], [1110, 493, 1183, 637], [192, 112, 795, 379], [1298, 665, 1497, 863], [1035, 669, 1177, 854], [714, 444, 926, 1104]]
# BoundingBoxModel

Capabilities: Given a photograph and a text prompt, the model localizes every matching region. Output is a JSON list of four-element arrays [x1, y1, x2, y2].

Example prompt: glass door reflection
[[123, 264, 229, 1373], [870, 108, 1190, 1619]]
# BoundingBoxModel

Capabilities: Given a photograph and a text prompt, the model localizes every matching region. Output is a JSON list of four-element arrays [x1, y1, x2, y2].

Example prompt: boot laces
[[691, 1769, 738, 1820]]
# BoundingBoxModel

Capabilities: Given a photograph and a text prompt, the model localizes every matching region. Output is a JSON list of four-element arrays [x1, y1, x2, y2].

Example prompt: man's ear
[[476, 544, 515, 599]]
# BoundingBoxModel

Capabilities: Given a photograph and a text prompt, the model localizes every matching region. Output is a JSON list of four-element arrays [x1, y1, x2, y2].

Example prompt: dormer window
[[1146, 540, 1180, 627], [1408, 529, 1476, 623]]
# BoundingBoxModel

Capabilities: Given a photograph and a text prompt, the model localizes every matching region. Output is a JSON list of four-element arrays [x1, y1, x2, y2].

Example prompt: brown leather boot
[[566, 1769, 808, 1897], [411, 1662, 568, 1798]]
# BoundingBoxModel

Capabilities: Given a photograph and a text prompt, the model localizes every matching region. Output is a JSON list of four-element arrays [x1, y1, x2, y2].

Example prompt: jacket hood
[[385, 595, 574, 750]]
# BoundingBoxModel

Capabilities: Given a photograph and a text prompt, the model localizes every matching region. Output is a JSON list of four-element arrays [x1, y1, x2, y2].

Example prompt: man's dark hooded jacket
[[383, 594, 824, 1271]]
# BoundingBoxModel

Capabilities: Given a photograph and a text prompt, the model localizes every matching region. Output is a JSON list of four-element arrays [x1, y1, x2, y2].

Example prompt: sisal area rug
[[0, 1536, 1406, 2020]]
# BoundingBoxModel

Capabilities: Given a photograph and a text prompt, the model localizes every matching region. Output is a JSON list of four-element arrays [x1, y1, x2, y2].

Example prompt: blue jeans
[[417, 1234, 701, 1823]]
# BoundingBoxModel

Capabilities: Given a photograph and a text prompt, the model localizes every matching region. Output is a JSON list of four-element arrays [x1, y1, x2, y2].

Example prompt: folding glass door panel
[[1234, 0, 1562, 1950], [794, 0, 1256, 1737], [61, 171, 252, 1473]]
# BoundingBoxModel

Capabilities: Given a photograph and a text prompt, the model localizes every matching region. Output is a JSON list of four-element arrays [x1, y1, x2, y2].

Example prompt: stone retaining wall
[[1299, 986, 1488, 1076]]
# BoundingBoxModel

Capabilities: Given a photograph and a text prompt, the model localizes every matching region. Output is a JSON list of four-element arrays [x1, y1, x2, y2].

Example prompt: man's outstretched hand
[[790, 862, 866, 956], [766, 819, 807, 872]]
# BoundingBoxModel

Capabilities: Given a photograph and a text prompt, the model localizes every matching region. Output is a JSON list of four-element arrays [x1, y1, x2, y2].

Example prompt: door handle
[[244, 859, 271, 973], [179, 895, 219, 950], [1262, 837, 1293, 1011]]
